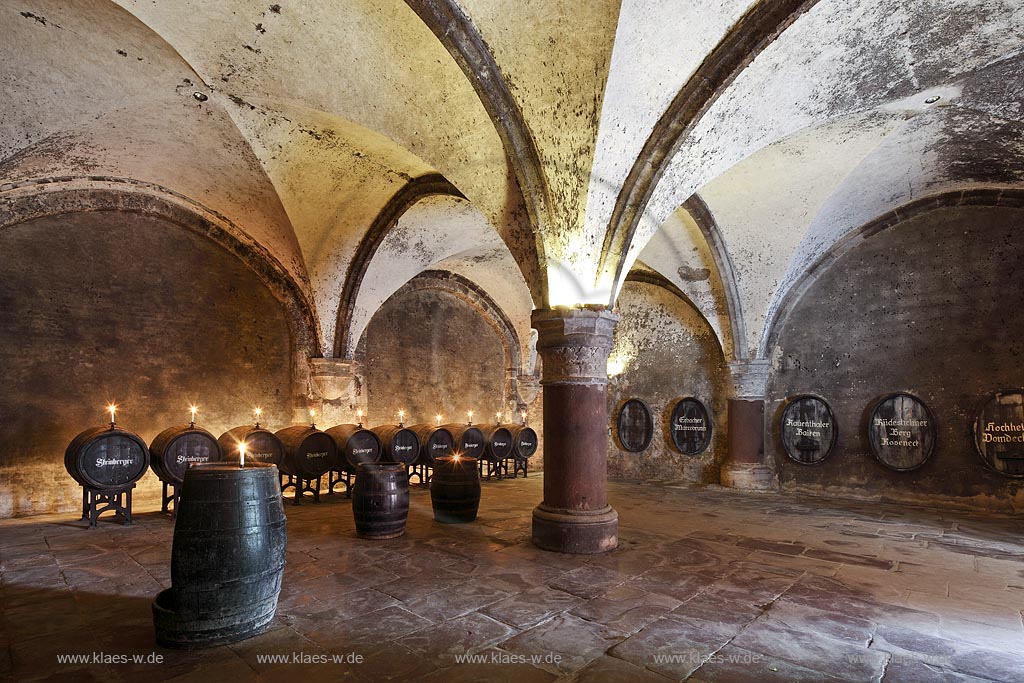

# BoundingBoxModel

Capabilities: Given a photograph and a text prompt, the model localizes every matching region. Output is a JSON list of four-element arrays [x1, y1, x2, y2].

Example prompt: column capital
[[726, 359, 771, 400], [531, 306, 619, 386]]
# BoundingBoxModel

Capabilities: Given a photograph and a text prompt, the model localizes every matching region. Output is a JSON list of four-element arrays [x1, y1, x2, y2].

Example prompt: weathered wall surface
[[767, 205, 1024, 510], [607, 281, 728, 483], [0, 211, 295, 517], [363, 286, 511, 433]]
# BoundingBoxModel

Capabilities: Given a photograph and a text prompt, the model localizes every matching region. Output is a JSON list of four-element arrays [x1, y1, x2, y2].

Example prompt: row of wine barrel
[[66, 421, 538, 490]]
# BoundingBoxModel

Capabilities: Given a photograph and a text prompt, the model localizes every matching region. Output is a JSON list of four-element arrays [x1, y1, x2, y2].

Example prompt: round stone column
[[531, 306, 619, 554]]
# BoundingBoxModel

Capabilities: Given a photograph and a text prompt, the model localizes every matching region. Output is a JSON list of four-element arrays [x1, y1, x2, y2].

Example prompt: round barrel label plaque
[[669, 398, 712, 455], [617, 399, 653, 453], [868, 393, 936, 471], [974, 390, 1024, 478], [780, 395, 836, 465]]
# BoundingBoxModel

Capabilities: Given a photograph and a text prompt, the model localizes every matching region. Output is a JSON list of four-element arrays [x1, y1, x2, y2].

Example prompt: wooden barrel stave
[[508, 425, 538, 461], [370, 425, 421, 465], [274, 425, 337, 478], [150, 424, 222, 484], [408, 424, 454, 465], [325, 424, 383, 473], [218, 426, 284, 467], [352, 463, 410, 539], [442, 424, 486, 459], [430, 456, 481, 523], [65, 427, 150, 490], [478, 425, 513, 463]]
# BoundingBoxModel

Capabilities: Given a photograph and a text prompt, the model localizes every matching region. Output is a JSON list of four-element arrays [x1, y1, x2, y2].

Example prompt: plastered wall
[[0, 210, 295, 517]]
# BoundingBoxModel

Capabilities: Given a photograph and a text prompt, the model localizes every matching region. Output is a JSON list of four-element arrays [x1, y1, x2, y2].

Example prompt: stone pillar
[[531, 306, 619, 554], [720, 359, 775, 490]]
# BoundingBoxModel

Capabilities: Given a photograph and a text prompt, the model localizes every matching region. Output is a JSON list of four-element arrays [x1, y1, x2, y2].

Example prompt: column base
[[720, 462, 775, 491], [531, 503, 618, 554]]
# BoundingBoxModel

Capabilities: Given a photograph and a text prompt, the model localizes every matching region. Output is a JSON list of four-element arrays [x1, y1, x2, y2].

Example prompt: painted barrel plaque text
[[669, 398, 712, 455], [974, 390, 1024, 477], [780, 395, 836, 465], [868, 393, 936, 471]]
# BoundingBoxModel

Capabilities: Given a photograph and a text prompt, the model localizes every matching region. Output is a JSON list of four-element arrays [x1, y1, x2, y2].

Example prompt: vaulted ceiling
[[2, 0, 1021, 360]]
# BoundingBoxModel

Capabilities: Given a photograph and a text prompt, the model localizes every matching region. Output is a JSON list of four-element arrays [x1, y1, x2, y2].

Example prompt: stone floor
[[2, 476, 1023, 682]]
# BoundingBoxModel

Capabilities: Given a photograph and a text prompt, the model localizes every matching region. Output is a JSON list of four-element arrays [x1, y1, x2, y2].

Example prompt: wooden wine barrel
[[371, 424, 421, 465], [152, 462, 286, 648], [218, 426, 284, 467], [150, 424, 222, 484], [780, 395, 836, 465], [326, 424, 383, 473], [479, 425, 513, 463], [669, 398, 712, 455], [617, 399, 653, 452], [508, 425, 538, 461], [65, 426, 150, 490], [409, 424, 454, 465], [442, 424, 486, 460], [274, 426, 337, 478], [352, 463, 410, 539], [974, 390, 1024, 477], [867, 393, 936, 471], [430, 456, 481, 523]]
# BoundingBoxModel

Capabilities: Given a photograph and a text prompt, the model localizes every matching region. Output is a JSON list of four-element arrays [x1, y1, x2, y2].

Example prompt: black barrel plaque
[[780, 396, 837, 465], [974, 390, 1024, 477], [868, 393, 936, 471], [669, 398, 712, 455], [617, 399, 653, 453]]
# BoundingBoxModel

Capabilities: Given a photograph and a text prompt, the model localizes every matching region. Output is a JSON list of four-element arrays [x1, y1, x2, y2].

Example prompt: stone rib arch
[[0, 178, 320, 367], [623, 268, 726, 361], [760, 188, 1024, 357], [597, 0, 821, 301]]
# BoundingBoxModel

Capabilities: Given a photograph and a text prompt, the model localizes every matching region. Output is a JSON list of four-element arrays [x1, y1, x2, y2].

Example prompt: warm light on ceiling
[[546, 259, 611, 307]]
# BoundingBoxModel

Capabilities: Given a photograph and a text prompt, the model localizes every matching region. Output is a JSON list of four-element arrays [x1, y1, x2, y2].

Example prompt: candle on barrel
[[253, 407, 262, 428], [189, 404, 198, 428], [356, 409, 363, 428], [521, 411, 527, 426], [398, 409, 405, 427], [309, 408, 316, 428], [107, 403, 117, 430], [239, 442, 246, 468], [467, 410, 474, 426], [496, 410, 502, 425], [436, 414, 442, 427]]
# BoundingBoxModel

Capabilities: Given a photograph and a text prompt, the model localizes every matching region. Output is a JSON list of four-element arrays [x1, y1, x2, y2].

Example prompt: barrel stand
[[81, 484, 135, 527], [504, 457, 528, 478], [160, 481, 181, 518], [407, 463, 432, 486], [280, 473, 321, 504], [479, 458, 505, 481], [328, 469, 353, 497]]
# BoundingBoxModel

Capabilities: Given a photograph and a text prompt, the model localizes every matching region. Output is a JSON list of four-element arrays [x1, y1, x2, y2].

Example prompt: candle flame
[[309, 408, 316, 418], [496, 411, 502, 421], [238, 442, 246, 468], [254, 407, 262, 418], [189, 404, 198, 422], [398, 409, 405, 420], [107, 403, 117, 423], [436, 414, 442, 426]]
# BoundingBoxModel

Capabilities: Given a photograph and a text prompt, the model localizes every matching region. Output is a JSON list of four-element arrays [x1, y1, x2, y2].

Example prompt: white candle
[[436, 414, 442, 426], [190, 405, 198, 425], [496, 411, 502, 423], [521, 411, 527, 426], [467, 410, 473, 425], [107, 404, 117, 426], [356, 409, 363, 426], [239, 442, 246, 468], [398, 409, 405, 425], [309, 408, 316, 428]]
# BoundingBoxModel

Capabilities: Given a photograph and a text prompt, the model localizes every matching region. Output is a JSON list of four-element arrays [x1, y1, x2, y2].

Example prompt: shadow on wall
[[766, 203, 1024, 510], [607, 281, 728, 484], [0, 211, 296, 517]]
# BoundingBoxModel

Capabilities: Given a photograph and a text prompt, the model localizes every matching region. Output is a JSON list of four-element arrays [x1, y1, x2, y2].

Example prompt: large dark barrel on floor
[[430, 456, 481, 523], [372, 424, 421, 465], [326, 424, 383, 473], [442, 423, 485, 460], [479, 425, 513, 463], [65, 427, 150, 490], [150, 425, 222, 484], [409, 424, 454, 465], [275, 426, 337, 478], [352, 463, 410, 539], [152, 462, 287, 648], [218, 426, 284, 467], [508, 425, 538, 461]]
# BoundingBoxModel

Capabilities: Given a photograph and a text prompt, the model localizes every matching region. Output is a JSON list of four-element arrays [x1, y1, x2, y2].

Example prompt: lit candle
[[189, 404, 198, 426], [521, 411, 527, 426], [467, 410, 474, 425], [453, 452, 461, 462], [436, 414, 442, 426], [356, 409, 363, 427], [239, 442, 246, 468], [398, 409, 405, 425], [309, 408, 316, 428], [496, 410, 502, 424], [107, 403, 117, 428], [254, 407, 262, 427]]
